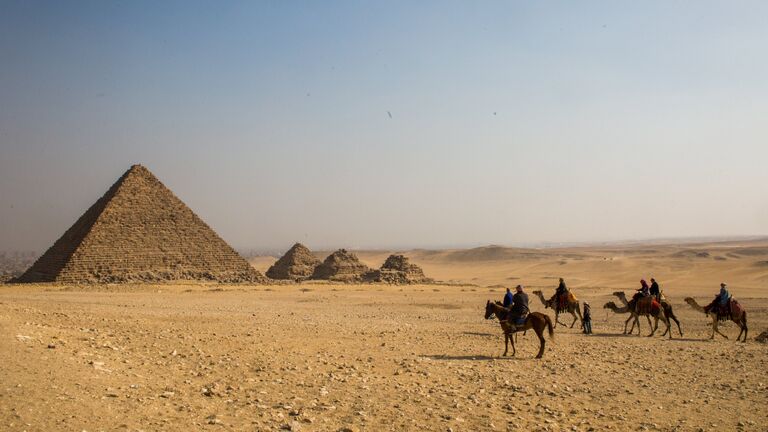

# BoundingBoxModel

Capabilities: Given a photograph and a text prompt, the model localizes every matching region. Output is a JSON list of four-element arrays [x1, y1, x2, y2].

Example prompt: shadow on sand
[[462, 331, 497, 337], [421, 354, 525, 361]]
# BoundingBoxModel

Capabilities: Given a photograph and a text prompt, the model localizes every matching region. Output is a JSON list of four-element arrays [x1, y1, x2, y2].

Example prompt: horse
[[484, 300, 554, 359]]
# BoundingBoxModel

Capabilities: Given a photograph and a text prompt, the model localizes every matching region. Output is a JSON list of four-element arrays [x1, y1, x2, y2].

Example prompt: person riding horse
[[503, 287, 514, 308], [507, 284, 529, 326]]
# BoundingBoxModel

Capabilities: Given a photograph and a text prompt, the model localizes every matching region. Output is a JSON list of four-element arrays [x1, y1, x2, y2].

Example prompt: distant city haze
[[1, 2, 767, 253]]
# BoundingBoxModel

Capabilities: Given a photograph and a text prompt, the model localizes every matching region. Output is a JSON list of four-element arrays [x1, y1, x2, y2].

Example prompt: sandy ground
[[2, 242, 767, 431]]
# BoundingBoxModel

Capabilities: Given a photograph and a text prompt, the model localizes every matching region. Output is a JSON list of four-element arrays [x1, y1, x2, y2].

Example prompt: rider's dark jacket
[[510, 292, 529, 319]]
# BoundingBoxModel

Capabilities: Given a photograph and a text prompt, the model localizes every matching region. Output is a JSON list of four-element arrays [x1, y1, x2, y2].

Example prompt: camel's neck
[[616, 293, 629, 306], [534, 292, 548, 305], [608, 304, 629, 313], [686, 299, 706, 313]]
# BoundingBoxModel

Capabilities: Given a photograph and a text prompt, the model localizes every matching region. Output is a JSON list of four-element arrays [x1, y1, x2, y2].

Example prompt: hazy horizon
[[2, 2, 767, 252]]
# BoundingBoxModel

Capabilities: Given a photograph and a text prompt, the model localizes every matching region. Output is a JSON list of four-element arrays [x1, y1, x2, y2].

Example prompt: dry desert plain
[[2, 241, 767, 431]]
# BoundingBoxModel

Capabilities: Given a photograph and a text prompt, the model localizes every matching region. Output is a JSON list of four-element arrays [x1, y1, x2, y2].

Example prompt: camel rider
[[649, 278, 661, 301], [556, 278, 568, 296], [503, 287, 514, 308], [716, 282, 731, 314], [508, 284, 529, 325], [553, 278, 569, 309], [632, 279, 650, 304]]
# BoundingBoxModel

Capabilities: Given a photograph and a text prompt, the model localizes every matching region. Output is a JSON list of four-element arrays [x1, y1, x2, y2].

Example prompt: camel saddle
[[635, 297, 660, 315], [556, 292, 577, 312], [705, 298, 742, 321]]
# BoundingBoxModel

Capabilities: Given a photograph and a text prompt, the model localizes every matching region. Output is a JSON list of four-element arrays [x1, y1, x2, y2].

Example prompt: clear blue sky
[[1, 1, 767, 252]]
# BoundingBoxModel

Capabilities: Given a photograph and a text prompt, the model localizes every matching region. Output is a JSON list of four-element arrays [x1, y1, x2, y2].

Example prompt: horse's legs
[[535, 325, 546, 359], [503, 332, 509, 356]]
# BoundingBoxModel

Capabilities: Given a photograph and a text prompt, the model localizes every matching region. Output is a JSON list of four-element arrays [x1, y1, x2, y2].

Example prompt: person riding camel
[[508, 284, 529, 326], [503, 287, 514, 308], [632, 279, 650, 304], [553, 278, 569, 311], [649, 278, 661, 302], [716, 282, 731, 315]]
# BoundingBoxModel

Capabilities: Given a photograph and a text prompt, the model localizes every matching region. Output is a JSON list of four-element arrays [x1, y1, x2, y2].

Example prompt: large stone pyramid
[[311, 249, 371, 282], [265, 243, 321, 281], [16, 165, 265, 284]]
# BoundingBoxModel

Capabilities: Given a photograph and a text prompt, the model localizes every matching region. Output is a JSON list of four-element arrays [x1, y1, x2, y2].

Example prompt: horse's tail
[[544, 314, 554, 339]]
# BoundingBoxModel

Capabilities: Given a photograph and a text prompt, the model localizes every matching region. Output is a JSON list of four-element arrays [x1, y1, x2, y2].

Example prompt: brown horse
[[484, 300, 554, 359]]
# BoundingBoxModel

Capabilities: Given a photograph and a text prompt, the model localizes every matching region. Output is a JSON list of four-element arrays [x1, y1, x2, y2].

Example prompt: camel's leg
[[623, 315, 633, 334], [735, 317, 747, 342], [569, 310, 578, 328], [714, 320, 728, 339], [670, 314, 683, 337], [555, 311, 567, 327], [576, 304, 584, 329], [648, 316, 658, 337]]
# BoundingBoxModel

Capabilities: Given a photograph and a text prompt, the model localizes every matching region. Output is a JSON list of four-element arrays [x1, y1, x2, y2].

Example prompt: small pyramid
[[265, 243, 321, 281], [16, 165, 265, 284], [311, 249, 371, 282], [367, 254, 433, 284]]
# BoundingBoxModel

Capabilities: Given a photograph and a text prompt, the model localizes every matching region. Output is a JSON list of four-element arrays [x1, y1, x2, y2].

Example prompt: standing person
[[503, 287, 514, 308], [582, 301, 592, 334], [649, 278, 661, 301], [509, 284, 529, 326]]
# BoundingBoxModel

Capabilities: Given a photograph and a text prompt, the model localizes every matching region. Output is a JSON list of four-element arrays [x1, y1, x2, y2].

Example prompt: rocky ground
[[1, 283, 766, 432]]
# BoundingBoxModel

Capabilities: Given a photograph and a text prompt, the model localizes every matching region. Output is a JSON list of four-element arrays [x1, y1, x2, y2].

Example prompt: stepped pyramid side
[[365, 254, 433, 284], [17, 165, 265, 284], [311, 249, 370, 283], [266, 243, 321, 281]]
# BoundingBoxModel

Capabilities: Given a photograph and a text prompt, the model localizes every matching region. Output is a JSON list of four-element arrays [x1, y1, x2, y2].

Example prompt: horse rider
[[508, 284, 529, 325], [503, 287, 514, 308], [649, 278, 661, 301]]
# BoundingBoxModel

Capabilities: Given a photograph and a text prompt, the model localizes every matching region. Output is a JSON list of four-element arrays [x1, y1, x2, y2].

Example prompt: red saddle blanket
[[637, 299, 660, 315]]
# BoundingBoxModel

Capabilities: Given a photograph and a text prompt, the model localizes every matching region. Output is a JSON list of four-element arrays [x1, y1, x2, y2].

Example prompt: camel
[[604, 294, 671, 338], [612, 291, 683, 337], [531, 290, 583, 328], [684, 297, 748, 342], [603, 301, 648, 335], [484, 300, 554, 359]]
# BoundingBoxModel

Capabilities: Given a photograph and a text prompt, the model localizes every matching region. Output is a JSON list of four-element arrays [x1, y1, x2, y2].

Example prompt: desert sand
[[2, 240, 767, 431]]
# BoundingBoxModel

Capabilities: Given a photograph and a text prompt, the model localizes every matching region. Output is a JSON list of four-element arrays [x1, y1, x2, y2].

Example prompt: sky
[[1, 1, 767, 252]]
